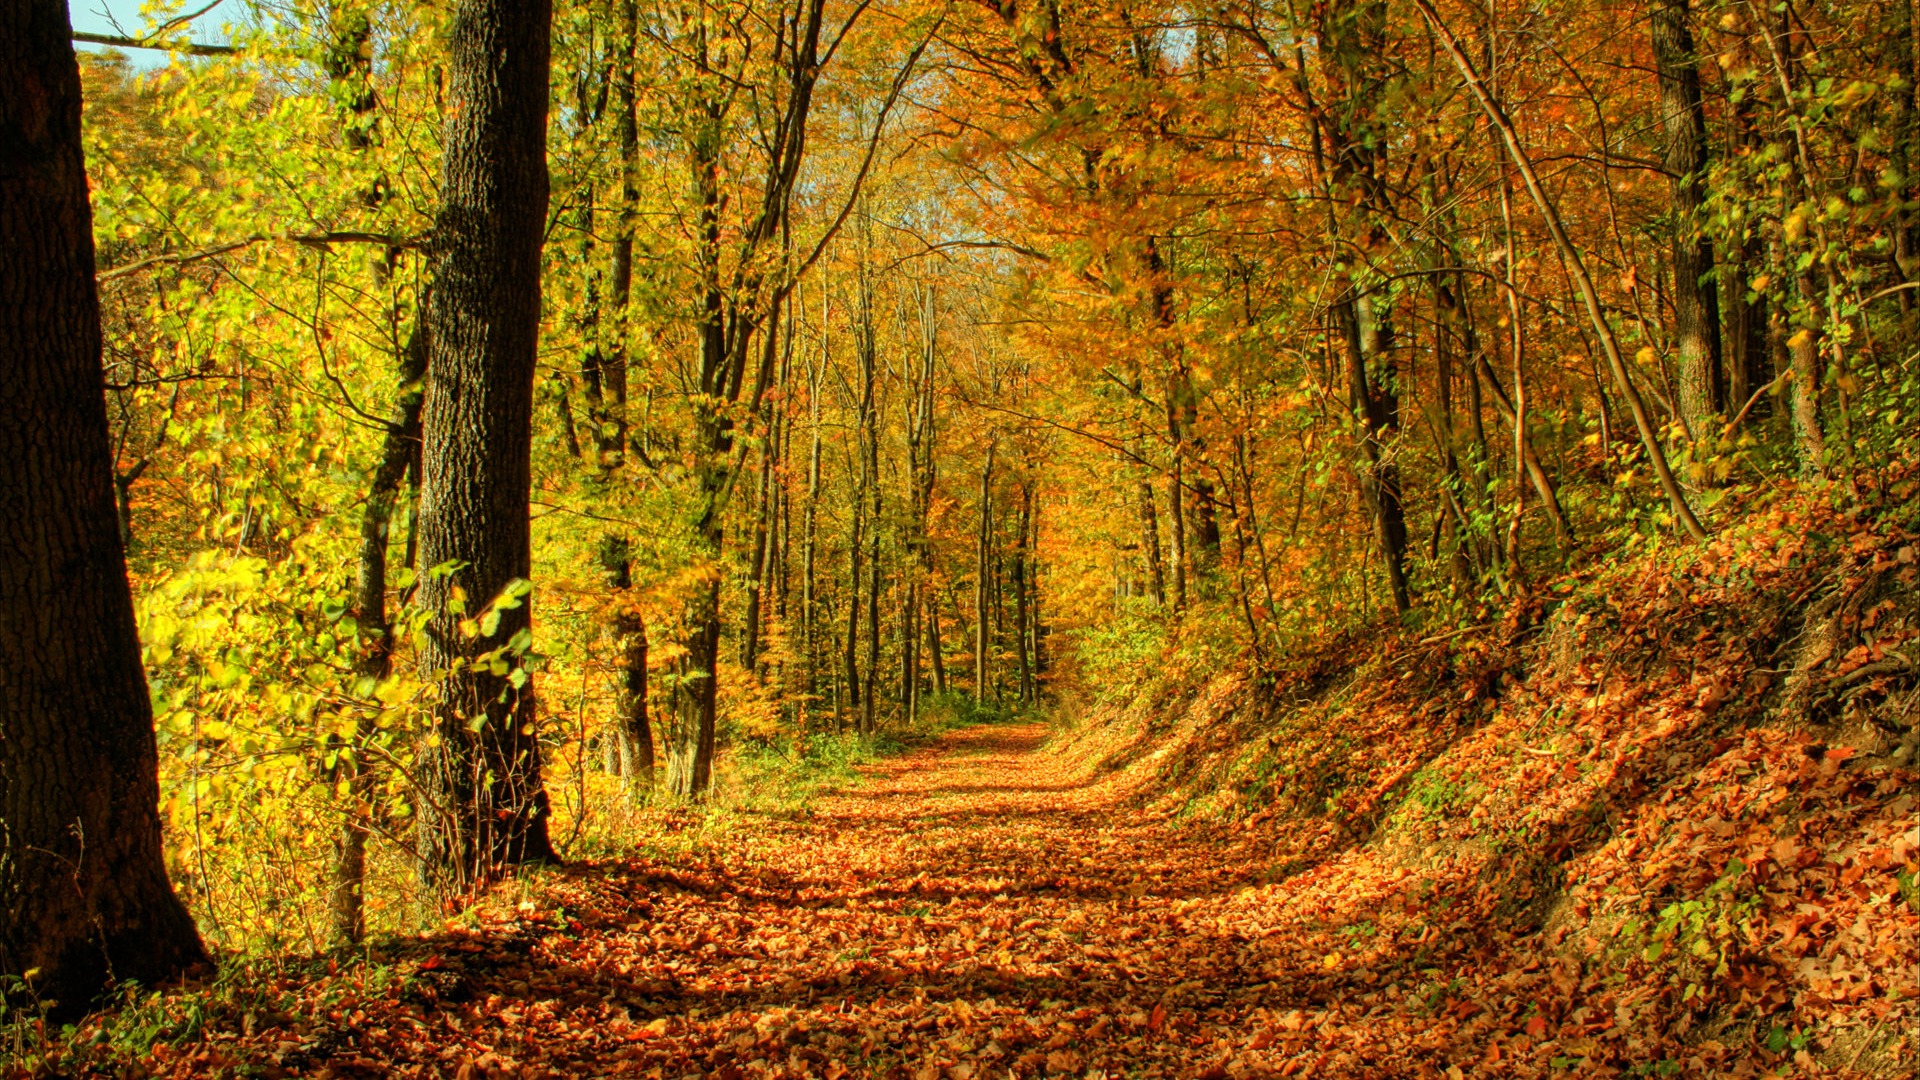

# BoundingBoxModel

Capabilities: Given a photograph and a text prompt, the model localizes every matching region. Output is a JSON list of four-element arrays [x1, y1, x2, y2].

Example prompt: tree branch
[[98, 232, 422, 283], [73, 31, 238, 56]]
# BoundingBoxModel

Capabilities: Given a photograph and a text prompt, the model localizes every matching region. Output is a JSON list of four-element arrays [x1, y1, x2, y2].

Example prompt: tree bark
[[0, 0, 208, 1017], [414, 0, 557, 890], [327, 1, 423, 947], [1651, 0, 1723, 438], [599, 537, 653, 798], [975, 438, 996, 702], [1337, 293, 1413, 612], [1014, 482, 1034, 704], [1137, 476, 1166, 605], [1316, 0, 1412, 611], [602, 0, 639, 468]]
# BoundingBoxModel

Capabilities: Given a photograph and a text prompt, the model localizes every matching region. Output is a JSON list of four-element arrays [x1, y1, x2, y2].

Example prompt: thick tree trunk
[[414, 0, 557, 890], [1651, 0, 1723, 438], [0, 0, 208, 1017]]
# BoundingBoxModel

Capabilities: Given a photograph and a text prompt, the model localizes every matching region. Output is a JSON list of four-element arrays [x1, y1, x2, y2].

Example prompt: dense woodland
[[1, 0, 1917, 1073]]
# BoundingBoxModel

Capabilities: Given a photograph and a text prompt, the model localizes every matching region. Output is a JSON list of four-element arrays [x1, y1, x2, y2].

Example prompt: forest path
[[324, 720, 1371, 1080]]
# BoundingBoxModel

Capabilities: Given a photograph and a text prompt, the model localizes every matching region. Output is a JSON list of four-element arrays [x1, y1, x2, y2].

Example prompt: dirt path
[[524, 721, 1291, 1079], [290, 722, 1326, 1080], [123, 723, 1482, 1079]]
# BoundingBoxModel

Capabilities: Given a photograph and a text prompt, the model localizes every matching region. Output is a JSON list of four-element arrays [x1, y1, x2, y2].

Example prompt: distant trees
[[0, 0, 206, 1015]]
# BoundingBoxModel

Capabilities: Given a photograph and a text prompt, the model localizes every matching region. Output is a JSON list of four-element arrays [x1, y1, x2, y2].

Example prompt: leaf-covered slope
[[1058, 474, 1919, 1075]]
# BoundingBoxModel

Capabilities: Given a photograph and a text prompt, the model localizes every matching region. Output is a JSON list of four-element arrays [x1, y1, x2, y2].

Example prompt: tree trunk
[[1337, 294, 1413, 611], [975, 438, 996, 702], [742, 427, 776, 672], [414, 0, 557, 890], [803, 349, 822, 712], [1651, 0, 1723, 438], [1014, 483, 1034, 704], [927, 594, 948, 694], [1137, 476, 1166, 605], [1723, 86, 1771, 426], [598, 537, 653, 797], [603, 0, 639, 468], [0, 1, 208, 1016], [331, 312, 427, 946], [1167, 440, 1188, 611], [843, 478, 863, 726], [667, 577, 720, 796]]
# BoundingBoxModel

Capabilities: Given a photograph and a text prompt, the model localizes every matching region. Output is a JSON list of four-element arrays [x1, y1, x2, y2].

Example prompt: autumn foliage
[[2, 0, 1917, 1072]]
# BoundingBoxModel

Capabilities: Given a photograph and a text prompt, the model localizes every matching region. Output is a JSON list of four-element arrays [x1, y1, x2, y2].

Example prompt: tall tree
[[1317, 0, 1413, 612], [1651, 0, 1723, 439], [414, 0, 558, 890], [0, 0, 207, 1016]]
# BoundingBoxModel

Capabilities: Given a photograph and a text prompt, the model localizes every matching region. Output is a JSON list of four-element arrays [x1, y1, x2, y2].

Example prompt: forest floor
[[21, 703, 1912, 1079], [29, 719, 1531, 1080]]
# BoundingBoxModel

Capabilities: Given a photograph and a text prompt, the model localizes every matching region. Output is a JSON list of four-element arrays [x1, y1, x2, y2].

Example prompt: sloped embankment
[[1058, 479, 1918, 1076]]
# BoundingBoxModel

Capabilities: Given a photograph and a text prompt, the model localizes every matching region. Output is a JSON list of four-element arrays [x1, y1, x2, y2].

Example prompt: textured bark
[[666, 579, 720, 796], [0, 0, 207, 1017], [414, 0, 557, 890], [1651, 0, 1723, 436]]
